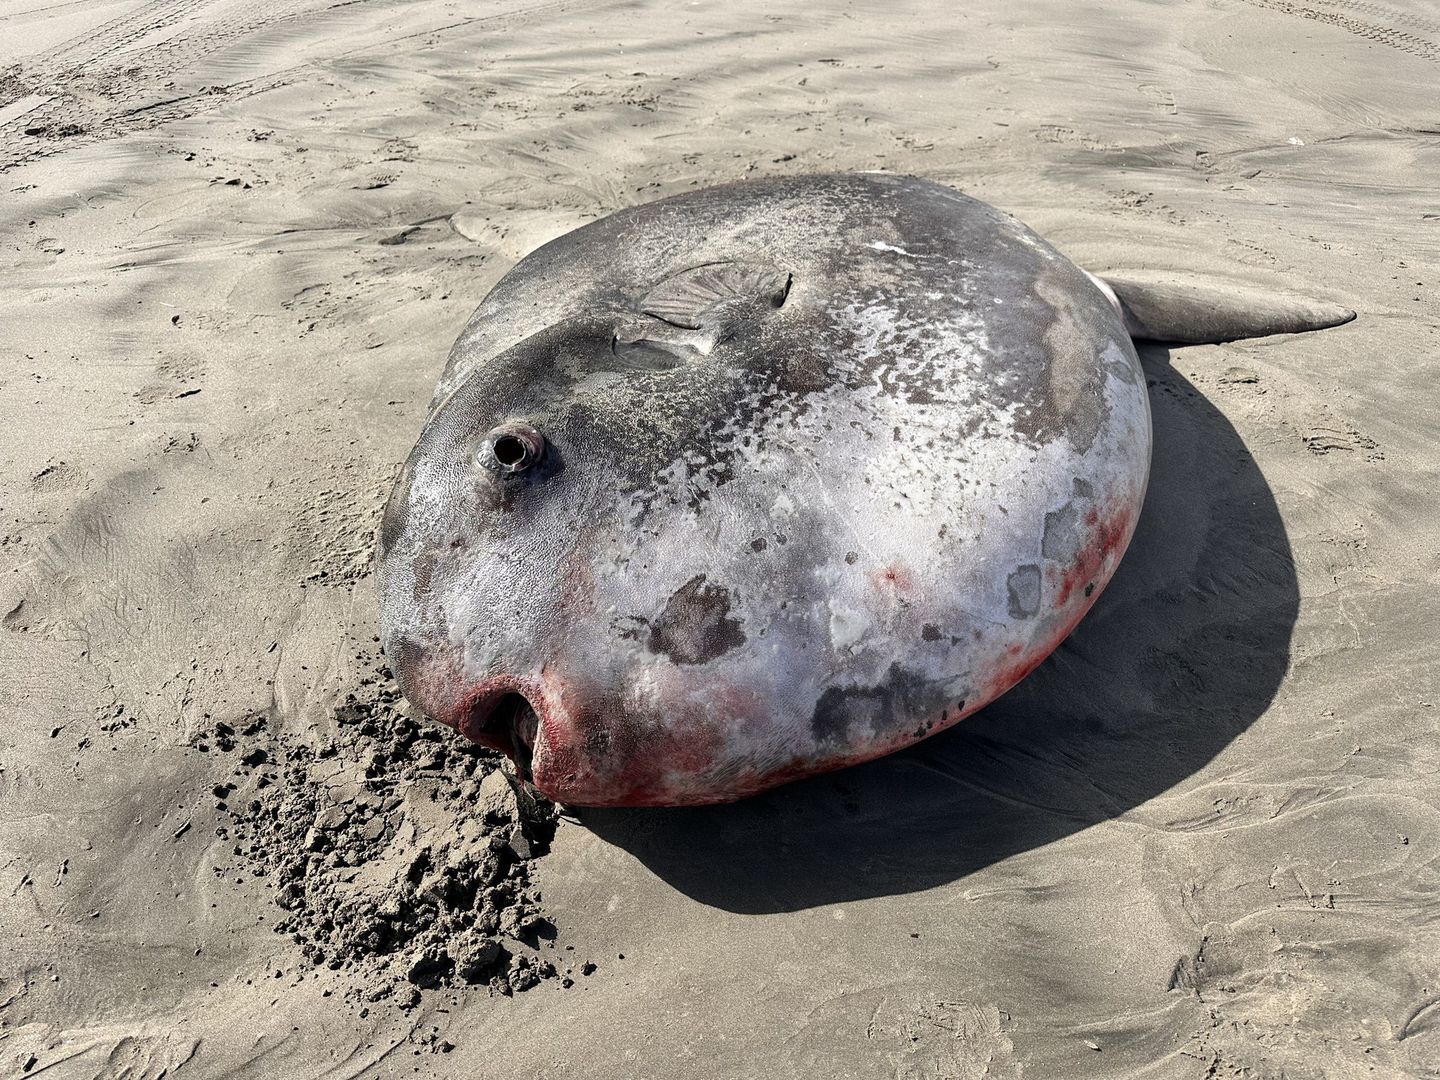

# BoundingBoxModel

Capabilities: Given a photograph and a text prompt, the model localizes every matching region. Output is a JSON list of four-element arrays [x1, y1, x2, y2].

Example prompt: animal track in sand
[[784, 986, 1020, 1078], [1301, 423, 1382, 458], [295, 467, 395, 588], [29, 461, 86, 495], [1033, 124, 1123, 153], [1137, 82, 1178, 115]]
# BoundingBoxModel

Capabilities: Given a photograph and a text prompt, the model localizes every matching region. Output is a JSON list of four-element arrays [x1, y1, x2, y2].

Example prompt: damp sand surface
[[2, 1, 1439, 1076]]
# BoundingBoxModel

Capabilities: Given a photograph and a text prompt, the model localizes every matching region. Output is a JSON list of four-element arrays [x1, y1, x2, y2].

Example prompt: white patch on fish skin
[[828, 601, 869, 652], [866, 240, 932, 258]]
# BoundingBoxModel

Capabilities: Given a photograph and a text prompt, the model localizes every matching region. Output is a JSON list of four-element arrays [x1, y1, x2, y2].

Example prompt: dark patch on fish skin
[[810, 662, 952, 747], [610, 614, 649, 642], [910, 700, 961, 739], [844, 551, 859, 565], [980, 253, 1125, 454], [585, 725, 612, 758], [750, 537, 768, 552], [921, 623, 943, 642], [1042, 501, 1081, 562], [1006, 564, 1042, 619], [1072, 477, 1094, 499], [647, 574, 747, 665], [1104, 350, 1139, 384]]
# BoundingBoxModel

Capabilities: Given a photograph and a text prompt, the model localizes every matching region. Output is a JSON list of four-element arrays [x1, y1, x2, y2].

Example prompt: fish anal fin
[[612, 315, 718, 363]]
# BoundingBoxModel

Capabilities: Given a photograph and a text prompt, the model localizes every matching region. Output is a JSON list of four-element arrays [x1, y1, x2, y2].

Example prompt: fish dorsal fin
[[641, 261, 791, 333], [1093, 272, 1355, 344]]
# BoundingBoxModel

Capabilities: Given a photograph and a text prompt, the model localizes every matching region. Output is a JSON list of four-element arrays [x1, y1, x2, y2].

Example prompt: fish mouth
[[461, 689, 541, 783]]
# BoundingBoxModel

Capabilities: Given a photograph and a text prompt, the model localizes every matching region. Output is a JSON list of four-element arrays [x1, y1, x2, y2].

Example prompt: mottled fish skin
[[376, 173, 1151, 807]]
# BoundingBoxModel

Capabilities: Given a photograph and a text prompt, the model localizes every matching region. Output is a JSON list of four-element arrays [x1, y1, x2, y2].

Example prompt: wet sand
[[2, 0, 1438, 1076]]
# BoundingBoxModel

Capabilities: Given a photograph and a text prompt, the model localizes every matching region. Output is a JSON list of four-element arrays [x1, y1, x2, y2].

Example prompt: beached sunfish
[[376, 173, 1351, 806]]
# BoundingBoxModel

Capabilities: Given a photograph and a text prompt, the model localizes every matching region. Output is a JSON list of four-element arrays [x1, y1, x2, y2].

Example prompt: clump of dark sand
[[208, 657, 587, 1002]]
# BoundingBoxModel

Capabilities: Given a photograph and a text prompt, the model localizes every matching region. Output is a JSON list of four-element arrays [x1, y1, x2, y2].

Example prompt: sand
[[2, 0, 1438, 1076]]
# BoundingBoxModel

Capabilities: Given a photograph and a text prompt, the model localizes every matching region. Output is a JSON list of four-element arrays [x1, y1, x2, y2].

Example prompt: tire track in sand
[[1238, 0, 1440, 63], [0, 0, 317, 171], [0, 0, 584, 173]]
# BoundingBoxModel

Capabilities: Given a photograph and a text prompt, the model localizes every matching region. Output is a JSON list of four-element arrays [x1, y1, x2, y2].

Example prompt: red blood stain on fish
[[870, 564, 914, 592], [1055, 504, 1133, 608]]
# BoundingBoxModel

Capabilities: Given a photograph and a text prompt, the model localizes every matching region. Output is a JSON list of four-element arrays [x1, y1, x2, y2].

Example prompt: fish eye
[[493, 435, 528, 467], [484, 422, 544, 474]]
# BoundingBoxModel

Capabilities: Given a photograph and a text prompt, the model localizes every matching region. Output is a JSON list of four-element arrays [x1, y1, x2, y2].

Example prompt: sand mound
[[210, 654, 590, 1005]]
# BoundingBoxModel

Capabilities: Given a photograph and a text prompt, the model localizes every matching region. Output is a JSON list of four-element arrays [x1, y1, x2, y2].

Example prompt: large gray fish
[[376, 173, 1351, 806]]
